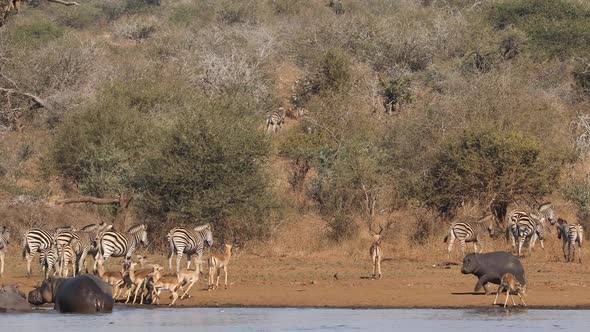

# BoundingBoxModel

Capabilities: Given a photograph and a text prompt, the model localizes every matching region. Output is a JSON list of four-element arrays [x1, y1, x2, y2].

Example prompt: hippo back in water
[[28, 274, 113, 313], [461, 251, 526, 294]]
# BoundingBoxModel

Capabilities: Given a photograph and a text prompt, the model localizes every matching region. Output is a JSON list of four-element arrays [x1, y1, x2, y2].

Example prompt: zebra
[[22, 228, 55, 277], [507, 203, 555, 251], [509, 203, 556, 257], [556, 218, 583, 263], [444, 215, 495, 257], [167, 223, 213, 274], [265, 107, 286, 133], [73, 222, 113, 274], [58, 241, 77, 277], [38, 245, 59, 280], [0, 226, 9, 277], [94, 224, 148, 271]]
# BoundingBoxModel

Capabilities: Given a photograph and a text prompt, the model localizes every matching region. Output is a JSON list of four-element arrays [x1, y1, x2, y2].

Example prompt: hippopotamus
[[28, 274, 114, 313], [0, 284, 32, 312], [461, 251, 526, 294]]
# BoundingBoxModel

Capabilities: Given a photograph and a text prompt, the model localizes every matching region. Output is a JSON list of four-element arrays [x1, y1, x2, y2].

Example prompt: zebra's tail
[[443, 234, 449, 243]]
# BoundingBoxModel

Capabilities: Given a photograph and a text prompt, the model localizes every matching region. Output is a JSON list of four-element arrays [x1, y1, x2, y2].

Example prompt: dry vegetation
[[2, 0, 590, 306]]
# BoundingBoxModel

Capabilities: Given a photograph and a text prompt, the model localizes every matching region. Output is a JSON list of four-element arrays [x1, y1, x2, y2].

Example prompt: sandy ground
[[2, 253, 589, 309]]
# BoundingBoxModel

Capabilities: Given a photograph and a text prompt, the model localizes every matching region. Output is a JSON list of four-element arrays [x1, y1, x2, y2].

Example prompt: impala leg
[[518, 293, 527, 306], [493, 285, 502, 305]]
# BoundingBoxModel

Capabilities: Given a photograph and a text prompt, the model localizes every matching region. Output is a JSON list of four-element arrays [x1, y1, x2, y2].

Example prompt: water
[[1, 307, 587, 331]]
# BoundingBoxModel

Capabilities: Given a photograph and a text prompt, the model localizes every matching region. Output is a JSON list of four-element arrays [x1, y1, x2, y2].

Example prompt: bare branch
[[0, 87, 50, 110], [47, 0, 79, 6]]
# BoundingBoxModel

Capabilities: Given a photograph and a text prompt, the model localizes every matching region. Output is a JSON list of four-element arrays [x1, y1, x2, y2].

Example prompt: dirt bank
[[2, 254, 589, 308]]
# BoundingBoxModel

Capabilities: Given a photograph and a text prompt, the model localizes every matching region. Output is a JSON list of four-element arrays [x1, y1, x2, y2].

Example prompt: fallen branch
[[47, 0, 79, 5], [0, 87, 50, 110]]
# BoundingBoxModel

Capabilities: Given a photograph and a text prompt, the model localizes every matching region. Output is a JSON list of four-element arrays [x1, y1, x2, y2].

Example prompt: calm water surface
[[1, 307, 587, 331]]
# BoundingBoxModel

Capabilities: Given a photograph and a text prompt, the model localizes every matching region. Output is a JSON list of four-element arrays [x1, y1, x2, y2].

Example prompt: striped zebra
[[509, 203, 556, 257], [265, 107, 286, 133], [556, 218, 583, 263], [22, 228, 55, 277], [167, 223, 213, 274], [94, 224, 148, 271], [38, 245, 59, 280], [58, 241, 77, 277], [444, 215, 495, 257], [72, 222, 113, 274], [0, 226, 9, 277]]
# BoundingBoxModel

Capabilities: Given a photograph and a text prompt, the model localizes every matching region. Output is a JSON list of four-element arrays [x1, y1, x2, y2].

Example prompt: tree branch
[[0, 87, 50, 110], [47, 0, 79, 6]]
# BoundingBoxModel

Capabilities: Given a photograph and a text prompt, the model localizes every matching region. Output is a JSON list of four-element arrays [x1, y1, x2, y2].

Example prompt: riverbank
[[2, 254, 589, 308]]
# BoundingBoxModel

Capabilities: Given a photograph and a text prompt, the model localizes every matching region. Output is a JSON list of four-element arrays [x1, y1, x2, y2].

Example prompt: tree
[[421, 129, 561, 222]]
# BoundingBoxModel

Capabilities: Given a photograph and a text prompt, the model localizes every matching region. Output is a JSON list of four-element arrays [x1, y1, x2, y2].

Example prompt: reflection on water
[[1, 307, 588, 331]]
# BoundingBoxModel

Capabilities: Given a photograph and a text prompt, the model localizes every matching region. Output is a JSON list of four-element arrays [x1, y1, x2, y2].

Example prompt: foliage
[[563, 178, 590, 232], [487, 0, 590, 57], [10, 20, 64, 48], [380, 76, 413, 114], [132, 98, 273, 240], [420, 129, 561, 218]]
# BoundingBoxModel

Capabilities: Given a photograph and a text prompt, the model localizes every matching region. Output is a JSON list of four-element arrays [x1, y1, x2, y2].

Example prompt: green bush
[[132, 99, 274, 240], [420, 128, 561, 219], [10, 20, 64, 48], [487, 0, 590, 57], [563, 179, 590, 234], [317, 48, 352, 92], [54, 4, 103, 29]]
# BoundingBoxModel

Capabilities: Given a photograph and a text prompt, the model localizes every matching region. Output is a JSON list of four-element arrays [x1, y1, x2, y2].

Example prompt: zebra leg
[[517, 237, 525, 257], [186, 254, 192, 270], [0, 252, 4, 277], [168, 244, 174, 270], [578, 241, 583, 264], [562, 240, 567, 261], [175, 246, 185, 274], [473, 242, 478, 254], [25, 252, 33, 277], [447, 232, 455, 258], [77, 250, 88, 275], [568, 241, 573, 263]]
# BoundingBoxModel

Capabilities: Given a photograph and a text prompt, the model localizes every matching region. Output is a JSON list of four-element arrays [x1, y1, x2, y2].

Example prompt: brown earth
[[2, 250, 589, 309]]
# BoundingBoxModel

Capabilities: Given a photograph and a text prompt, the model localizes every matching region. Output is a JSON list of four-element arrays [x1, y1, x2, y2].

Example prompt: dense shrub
[[487, 0, 590, 57], [132, 99, 274, 240], [10, 20, 64, 48], [420, 129, 561, 219]]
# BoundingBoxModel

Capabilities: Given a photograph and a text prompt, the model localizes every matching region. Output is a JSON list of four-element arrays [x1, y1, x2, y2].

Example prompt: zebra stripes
[[167, 223, 213, 274], [22, 228, 55, 277], [556, 218, 583, 263], [508, 203, 555, 257], [265, 107, 286, 133], [444, 215, 495, 257], [95, 224, 148, 270], [38, 245, 59, 280], [0, 226, 9, 277], [74, 222, 113, 274]]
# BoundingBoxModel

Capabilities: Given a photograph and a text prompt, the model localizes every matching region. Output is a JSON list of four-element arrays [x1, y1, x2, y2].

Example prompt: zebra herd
[[445, 203, 584, 263], [0, 222, 215, 280]]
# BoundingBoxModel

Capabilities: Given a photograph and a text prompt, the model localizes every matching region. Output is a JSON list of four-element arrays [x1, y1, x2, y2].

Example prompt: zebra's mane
[[127, 224, 146, 233], [193, 223, 211, 232], [538, 202, 553, 211]]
